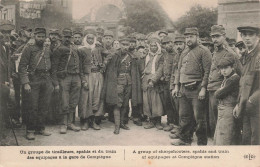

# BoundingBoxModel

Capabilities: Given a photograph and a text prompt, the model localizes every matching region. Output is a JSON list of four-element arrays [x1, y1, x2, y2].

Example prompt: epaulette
[[198, 44, 209, 51], [255, 51, 260, 70]]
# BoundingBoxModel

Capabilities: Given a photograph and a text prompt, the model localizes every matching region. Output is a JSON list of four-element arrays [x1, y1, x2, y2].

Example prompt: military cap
[[49, 29, 60, 35], [174, 34, 185, 43], [161, 36, 173, 44], [137, 45, 145, 50], [20, 25, 32, 32], [237, 24, 260, 34], [200, 37, 213, 45], [73, 27, 83, 36], [235, 41, 245, 48], [21, 25, 27, 30], [136, 33, 146, 40], [84, 29, 96, 36], [227, 38, 236, 45], [148, 37, 161, 44], [0, 19, 15, 31], [34, 27, 46, 34], [210, 25, 225, 36], [62, 28, 72, 37], [103, 30, 114, 38], [96, 27, 104, 34], [184, 27, 199, 36], [158, 29, 168, 36], [128, 35, 137, 42], [119, 36, 130, 43], [217, 56, 235, 68]]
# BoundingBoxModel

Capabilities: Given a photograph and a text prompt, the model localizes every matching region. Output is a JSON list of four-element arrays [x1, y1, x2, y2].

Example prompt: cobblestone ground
[[1, 116, 213, 146]]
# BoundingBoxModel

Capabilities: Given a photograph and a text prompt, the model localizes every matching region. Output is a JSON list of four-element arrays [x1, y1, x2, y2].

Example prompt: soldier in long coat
[[102, 37, 142, 134]]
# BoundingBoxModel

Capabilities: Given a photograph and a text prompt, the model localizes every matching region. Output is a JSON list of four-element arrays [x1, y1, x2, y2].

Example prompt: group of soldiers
[[0, 18, 259, 146]]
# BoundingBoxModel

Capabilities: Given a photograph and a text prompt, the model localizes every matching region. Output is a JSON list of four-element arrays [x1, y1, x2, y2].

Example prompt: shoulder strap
[[65, 46, 72, 71], [121, 54, 130, 64], [33, 47, 46, 72]]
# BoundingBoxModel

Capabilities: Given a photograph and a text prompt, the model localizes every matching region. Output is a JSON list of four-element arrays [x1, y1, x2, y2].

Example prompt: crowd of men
[[0, 19, 259, 146]]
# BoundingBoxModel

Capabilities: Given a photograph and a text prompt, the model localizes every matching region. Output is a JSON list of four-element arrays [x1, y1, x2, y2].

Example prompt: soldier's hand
[[148, 81, 154, 88], [24, 83, 31, 93], [171, 87, 179, 97], [233, 105, 240, 118], [198, 87, 206, 100], [54, 85, 60, 93], [83, 82, 89, 90], [11, 53, 21, 61], [9, 88, 15, 103]]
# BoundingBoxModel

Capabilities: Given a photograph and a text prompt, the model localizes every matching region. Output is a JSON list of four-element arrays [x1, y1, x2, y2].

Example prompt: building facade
[[0, 0, 73, 30], [218, 0, 260, 40]]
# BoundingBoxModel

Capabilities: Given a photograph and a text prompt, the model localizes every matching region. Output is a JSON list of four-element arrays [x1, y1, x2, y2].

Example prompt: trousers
[[178, 85, 207, 145], [26, 73, 53, 132]]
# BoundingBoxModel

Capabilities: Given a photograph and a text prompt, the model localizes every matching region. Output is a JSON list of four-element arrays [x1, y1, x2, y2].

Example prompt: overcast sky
[[72, 0, 218, 21]]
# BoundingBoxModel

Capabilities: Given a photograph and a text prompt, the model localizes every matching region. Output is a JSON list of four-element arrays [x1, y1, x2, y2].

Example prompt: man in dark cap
[[169, 34, 186, 134], [47, 28, 62, 124], [161, 36, 179, 131], [171, 27, 212, 145], [101, 30, 117, 122], [235, 41, 247, 60], [158, 30, 168, 41], [49, 29, 61, 52], [173, 34, 185, 57], [127, 35, 143, 126], [18, 27, 53, 140], [233, 24, 260, 145], [136, 33, 146, 47], [207, 25, 242, 139], [103, 37, 131, 134], [0, 19, 23, 128], [0, 31, 15, 145], [226, 38, 236, 52], [96, 27, 104, 44], [73, 27, 83, 46], [52, 28, 81, 134], [201, 37, 214, 54]]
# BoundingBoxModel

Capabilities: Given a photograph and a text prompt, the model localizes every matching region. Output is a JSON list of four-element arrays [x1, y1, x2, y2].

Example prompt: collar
[[248, 40, 259, 54], [225, 71, 235, 79]]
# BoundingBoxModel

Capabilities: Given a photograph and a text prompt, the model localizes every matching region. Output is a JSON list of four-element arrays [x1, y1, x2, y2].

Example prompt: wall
[[218, 0, 260, 40]]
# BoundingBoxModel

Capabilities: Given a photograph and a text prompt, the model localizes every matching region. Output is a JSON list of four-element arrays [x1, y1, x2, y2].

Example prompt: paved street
[[3, 116, 213, 146]]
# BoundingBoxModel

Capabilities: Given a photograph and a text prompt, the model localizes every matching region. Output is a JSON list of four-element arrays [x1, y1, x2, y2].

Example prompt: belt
[[67, 73, 79, 75], [34, 69, 50, 73], [118, 73, 130, 76], [91, 68, 101, 73]]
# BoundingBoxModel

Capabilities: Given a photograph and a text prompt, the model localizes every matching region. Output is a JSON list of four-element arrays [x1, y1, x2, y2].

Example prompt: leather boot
[[81, 118, 89, 131], [113, 108, 120, 135], [92, 117, 101, 130], [26, 131, 35, 140], [120, 107, 130, 130]]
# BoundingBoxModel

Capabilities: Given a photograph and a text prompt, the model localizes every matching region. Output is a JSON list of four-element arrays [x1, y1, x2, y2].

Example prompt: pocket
[[57, 71, 67, 79], [117, 76, 127, 85]]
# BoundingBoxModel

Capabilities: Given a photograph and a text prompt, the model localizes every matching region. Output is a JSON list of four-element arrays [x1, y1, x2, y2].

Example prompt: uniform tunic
[[18, 44, 53, 131], [52, 44, 82, 114], [174, 44, 212, 145]]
